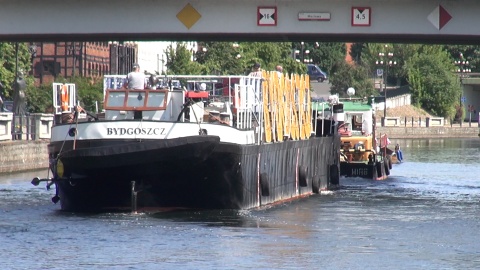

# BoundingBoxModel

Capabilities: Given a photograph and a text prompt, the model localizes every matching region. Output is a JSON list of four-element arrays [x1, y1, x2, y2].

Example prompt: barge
[[33, 72, 340, 212]]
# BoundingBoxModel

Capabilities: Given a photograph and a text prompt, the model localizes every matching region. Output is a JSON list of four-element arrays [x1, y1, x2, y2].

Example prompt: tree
[[25, 76, 104, 113], [0, 42, 33, 100], [349, 43, 365, 64], [165, 43, 203, 75], [406, 46, 460, 118], [308, 42, 346, 75], [196, 41, 302, 75], [444, 44, 480, 72], [196, 42, 246, 75], [329, 61, 375, 98]]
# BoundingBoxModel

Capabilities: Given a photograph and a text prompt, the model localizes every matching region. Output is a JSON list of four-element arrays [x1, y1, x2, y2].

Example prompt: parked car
[[306, 64, 328, 82]]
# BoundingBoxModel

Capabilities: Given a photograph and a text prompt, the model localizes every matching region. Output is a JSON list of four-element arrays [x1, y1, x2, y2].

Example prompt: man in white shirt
[[248, 63, 263, 78], [126, 63, 145, 89]]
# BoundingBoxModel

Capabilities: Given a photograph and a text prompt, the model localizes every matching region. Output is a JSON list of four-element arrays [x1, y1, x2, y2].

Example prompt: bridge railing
[[378, 116, 479, 127], [0, 112, 54, 141]]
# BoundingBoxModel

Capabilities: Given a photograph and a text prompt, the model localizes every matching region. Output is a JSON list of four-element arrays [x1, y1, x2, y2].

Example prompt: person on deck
[[125, 63, 146, 89], [395, 143, 403, 162], [249, 63, 263, 78], [275, 65, 283, 77]]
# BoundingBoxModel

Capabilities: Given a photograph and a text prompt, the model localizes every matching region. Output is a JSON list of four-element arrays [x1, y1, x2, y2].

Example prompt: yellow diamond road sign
[[177, 4, 201, 29]]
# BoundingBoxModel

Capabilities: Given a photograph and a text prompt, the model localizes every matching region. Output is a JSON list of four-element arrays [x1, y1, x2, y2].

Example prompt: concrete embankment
[[0, 140, 50, 174], [377, 126, 480, 139]]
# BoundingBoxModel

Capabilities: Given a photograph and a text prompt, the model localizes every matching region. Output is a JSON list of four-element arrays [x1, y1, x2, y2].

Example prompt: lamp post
[[375, 45, 396, 120], [454, 53, 470, 127], [301, 42, 304, 63], [28, 44, 37, 76], [304, 50, 310, 63], [294, 50, 300, 62]]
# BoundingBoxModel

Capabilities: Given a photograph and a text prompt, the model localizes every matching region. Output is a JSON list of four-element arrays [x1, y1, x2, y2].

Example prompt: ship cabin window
[[352, 115, 363, 131], [104, 89, 168, 111]]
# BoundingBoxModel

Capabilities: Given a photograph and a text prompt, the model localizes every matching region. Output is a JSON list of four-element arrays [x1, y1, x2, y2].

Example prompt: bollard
[[131, 181, 137, 214]]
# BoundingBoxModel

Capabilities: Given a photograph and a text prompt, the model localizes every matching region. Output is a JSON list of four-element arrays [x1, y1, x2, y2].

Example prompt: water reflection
[[1, 138, 479, 269]]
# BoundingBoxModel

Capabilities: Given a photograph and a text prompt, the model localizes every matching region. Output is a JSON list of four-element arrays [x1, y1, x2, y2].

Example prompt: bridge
[[1, 0, 479, 122], [1, 0, 480, 43]]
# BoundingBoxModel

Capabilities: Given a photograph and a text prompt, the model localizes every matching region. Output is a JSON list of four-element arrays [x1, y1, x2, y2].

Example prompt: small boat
[[315, 95, 394, 180], [33, 72, 340, 212]]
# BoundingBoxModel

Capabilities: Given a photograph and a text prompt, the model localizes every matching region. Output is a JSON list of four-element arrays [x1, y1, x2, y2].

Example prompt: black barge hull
[[49, 136, 340, 212]]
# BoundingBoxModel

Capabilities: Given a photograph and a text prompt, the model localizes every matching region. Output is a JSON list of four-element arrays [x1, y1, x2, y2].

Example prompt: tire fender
[[298, 166, 309, 187], [312, 174, 320, 194], [384, 159, 390, 176], [329, 164, 339, 185], [260, 173, 270, 196], [376, 161, 383, 179]]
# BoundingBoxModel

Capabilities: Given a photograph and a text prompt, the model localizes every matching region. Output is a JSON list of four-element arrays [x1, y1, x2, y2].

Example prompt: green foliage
[[25, 78, 53, 113], [329, 62, 375, 98], [165, 43, 203, 75], [308, 42, 346, 75], [0, 42, 33, 99], [25, 76, 103, 113], [168, 41, 306, 76], [406, 45, 460, 118], [73, 77, 104, 112], [349, 43, 364, 64], [444, 44, 480, 72]]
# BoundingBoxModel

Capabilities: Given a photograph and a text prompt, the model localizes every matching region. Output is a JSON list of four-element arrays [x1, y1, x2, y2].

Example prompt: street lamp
[[294, 50, 300, 62], [375, 45, 396, 120], [454, 53, 470, 127], [301, 42, 304, 63], [304, 50, 310, 63]]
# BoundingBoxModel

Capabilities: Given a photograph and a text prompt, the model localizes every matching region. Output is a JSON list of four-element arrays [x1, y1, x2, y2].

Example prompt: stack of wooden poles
[[261, 71, 312, 143]]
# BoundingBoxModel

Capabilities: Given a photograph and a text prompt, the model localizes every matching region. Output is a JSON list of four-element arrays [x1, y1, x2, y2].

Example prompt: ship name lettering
[[106, 127, 165, 136], [352, 168, 368, 176]]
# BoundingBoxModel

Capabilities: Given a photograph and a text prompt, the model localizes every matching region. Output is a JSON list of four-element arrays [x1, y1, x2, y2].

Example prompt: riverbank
[[1, 125, 478, 174], [377, 125, 479, 139]]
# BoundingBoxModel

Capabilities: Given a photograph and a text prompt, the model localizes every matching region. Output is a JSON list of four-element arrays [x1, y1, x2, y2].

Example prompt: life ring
[[329, 164, 339, 185], [260, 173, 270, 196], [298, 166, 309, 187], [61, 85, 69, 112]]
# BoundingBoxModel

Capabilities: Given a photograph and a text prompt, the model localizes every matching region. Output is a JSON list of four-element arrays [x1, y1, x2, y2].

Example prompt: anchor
[[31, 177, 60, 204]]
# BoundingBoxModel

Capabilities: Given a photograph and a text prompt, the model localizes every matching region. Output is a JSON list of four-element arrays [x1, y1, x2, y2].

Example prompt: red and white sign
[[428, 5, 452, 30], [258, 6, 277, 26], [351, 7, 371, 26]]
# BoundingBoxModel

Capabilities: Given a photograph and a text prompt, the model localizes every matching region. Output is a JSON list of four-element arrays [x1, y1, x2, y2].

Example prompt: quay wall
[[377, 126, 480, 139], [0, 140, 50, 174], [1, 126, 478, 174]]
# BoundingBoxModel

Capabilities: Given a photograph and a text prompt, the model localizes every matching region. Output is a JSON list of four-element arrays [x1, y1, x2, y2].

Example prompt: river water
[[1, 138, 479, 269]]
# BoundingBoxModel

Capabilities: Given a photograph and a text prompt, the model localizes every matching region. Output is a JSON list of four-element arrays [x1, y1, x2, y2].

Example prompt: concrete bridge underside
[[1, 0, 480, 44]]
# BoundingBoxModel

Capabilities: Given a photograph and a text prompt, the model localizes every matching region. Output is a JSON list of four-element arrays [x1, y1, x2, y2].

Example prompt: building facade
[[31, 42, 137, 85]]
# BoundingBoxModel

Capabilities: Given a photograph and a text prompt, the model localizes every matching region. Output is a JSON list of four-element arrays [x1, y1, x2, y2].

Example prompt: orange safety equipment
[[61, 85, 69, 112]]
